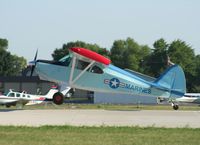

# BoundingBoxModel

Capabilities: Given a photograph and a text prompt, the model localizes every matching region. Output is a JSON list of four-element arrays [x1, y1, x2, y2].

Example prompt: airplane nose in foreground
[[34, 59, 68, 83]]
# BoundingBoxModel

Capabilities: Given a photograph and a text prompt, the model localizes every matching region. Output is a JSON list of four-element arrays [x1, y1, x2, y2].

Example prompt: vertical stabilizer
[[154, 65, 186, 96]]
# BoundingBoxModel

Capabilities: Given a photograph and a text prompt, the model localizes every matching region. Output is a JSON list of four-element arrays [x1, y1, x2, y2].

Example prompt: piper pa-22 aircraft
[[30, 47, 186, 110]]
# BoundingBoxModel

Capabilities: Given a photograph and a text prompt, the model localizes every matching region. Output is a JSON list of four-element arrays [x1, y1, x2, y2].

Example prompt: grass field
[[1, 103, 200, 111], [21, 103, 200, 111], [0, 126, 199, 145]]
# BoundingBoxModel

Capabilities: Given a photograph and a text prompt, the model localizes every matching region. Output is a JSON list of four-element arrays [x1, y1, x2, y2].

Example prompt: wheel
[[53, 92, 64, 105], [173, 104, 179, 110]]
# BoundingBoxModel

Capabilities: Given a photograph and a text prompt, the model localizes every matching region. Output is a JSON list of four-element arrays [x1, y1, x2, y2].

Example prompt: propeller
[[29, 49, 38, 77]]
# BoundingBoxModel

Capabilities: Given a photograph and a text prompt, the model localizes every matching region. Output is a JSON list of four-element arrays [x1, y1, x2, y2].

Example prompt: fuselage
[[35, 54, 171, 98]]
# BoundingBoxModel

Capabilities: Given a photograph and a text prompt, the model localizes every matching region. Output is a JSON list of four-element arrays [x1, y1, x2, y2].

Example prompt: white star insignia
[[111, 79, 119, 87]]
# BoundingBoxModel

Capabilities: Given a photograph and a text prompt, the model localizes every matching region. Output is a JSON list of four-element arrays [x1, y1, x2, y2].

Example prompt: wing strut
[[69, 55, 95, 86], [69, 56, 76, 86], [72, 61, 95, 84]]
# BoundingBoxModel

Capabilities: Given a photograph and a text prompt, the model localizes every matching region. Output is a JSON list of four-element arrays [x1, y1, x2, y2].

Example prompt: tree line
[[1, 37, 199, 92], [0, 38, 26, 76], [52, 38, 200, 93]]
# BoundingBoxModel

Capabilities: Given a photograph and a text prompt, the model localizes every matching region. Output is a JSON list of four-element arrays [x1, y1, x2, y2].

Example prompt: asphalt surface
[[0, 109, 200, 128]]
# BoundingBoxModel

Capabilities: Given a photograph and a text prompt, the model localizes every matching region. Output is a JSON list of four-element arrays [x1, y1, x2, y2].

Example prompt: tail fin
[[154, 65, 186, 96]]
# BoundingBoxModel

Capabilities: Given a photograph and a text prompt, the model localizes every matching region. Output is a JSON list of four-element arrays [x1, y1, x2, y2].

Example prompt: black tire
[[53, 92, 64, 105], [173, 104, 179, 110]]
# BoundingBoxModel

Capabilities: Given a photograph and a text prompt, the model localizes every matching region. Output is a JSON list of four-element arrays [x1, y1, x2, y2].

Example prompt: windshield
[[3, 92, 8, 96], [58, 54, 72, 66]]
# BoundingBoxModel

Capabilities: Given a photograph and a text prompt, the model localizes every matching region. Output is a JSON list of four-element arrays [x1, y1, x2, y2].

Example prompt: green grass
[[0, 126, 199, 145], [23, 103, 200, 111], [1, 103, 200, 110]]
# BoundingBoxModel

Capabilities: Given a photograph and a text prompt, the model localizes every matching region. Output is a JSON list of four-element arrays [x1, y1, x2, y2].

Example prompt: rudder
[[154, 65, 186, 96]]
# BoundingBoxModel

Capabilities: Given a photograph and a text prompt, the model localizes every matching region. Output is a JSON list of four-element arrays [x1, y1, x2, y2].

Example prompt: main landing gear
[[53, 92, 64, 105]]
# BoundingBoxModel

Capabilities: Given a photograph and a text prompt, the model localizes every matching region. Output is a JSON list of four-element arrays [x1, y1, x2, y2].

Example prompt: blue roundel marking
[[109, 78, 120, 89]]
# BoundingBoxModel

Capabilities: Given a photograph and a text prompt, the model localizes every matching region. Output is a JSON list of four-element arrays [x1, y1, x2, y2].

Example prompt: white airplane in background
[[0, 89, 59, 108], [176, 93, 200, 104]]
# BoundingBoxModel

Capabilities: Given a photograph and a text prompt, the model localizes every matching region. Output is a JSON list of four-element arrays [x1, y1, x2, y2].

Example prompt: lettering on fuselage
[[104, 78, 151, 94], [124, 84, 151, 94]]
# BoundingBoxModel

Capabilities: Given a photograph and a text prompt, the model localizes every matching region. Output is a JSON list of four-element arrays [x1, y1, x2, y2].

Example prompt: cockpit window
[[8, 93, 15, 97], [75, 60, 103, 74], [76, 60, 90, 70], [90, 65, 103, 74]]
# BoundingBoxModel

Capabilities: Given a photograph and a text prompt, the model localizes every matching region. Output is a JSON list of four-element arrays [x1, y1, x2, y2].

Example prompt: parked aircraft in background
[[0, 89, 59, 108], [30, 47, 186, 110], [176, 93, 200, 104]]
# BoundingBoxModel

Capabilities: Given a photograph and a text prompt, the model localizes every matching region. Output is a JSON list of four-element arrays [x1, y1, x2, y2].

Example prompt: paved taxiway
[[0, 109, 200, 128]]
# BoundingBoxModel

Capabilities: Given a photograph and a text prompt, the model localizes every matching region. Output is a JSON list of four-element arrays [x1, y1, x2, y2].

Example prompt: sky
[[0, 0, 200, 62]]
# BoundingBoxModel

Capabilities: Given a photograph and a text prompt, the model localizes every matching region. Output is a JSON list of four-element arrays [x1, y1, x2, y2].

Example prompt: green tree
[[10, 55, 27, 76], [168, 40, 196, 92], [192, 55, 200, 92], [110, 40, 127, 68], [0, 38, 8, 49], [110, 38, 151, 72], [145, 38, 168, 77], [168, 40, 195, 72], [0, 38, 27, 76]]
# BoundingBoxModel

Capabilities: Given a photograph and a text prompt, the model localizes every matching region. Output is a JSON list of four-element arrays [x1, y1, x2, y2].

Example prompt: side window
[[16, 93, 21, 97], [8, 93, 15, 97], [23, 94, 26, 97], [90, 65, 103, 74], [27, 95, 30, 98], [76, 60, 90, 70]]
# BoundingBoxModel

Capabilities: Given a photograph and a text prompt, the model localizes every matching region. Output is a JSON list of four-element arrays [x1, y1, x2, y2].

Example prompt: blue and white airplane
[[30, 47, 186, 110]]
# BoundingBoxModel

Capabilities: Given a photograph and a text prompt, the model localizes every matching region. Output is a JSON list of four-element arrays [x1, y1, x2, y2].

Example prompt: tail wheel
[[173, 104, 179, 110], [53, 92, 64, 105]]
